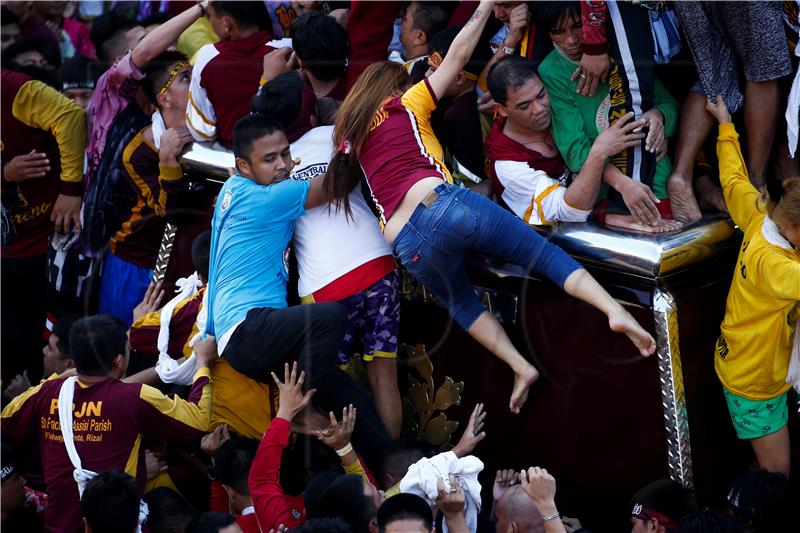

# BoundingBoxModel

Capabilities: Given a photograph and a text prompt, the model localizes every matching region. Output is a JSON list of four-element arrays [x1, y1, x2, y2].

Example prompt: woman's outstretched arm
[[427, 0, 493, 100]]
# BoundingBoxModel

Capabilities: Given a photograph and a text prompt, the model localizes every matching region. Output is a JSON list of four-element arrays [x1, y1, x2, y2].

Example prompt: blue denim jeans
[[99, 252, 153, 326], [392, 184, 582, 330]]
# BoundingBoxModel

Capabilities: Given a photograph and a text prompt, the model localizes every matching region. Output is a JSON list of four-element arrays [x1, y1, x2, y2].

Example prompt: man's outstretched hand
[[314, 404, 356, 451], [452, 403, 487, 457], [131, 281, 165, 323], [273, 361, 316, 422]]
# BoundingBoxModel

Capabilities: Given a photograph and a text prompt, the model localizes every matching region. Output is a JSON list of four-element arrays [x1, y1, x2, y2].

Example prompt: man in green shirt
[[537, 3, 682, 234]]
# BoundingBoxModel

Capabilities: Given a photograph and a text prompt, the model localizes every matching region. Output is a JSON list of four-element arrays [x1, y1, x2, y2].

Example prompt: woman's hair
[[763, 177, 800, 228], [323, 61, 410, 217]]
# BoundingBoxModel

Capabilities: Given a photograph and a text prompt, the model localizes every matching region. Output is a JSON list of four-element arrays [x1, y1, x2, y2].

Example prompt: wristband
[[197, 1, 206, 17], [542, 512, 560, 522], [335, 442, 353, 457], [259, 76, 269, 87], [502, 45, 515, 55]]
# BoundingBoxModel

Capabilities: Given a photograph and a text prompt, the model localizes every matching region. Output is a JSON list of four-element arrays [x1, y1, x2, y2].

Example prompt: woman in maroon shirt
[[324, 0, 656, 414]]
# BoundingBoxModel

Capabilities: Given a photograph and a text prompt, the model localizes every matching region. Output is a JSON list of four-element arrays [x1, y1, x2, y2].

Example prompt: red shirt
[[249, 418, 304, 531], [237, 512, 261, 533], [359, 79, 452, 223], [581, 1, 608, 55]]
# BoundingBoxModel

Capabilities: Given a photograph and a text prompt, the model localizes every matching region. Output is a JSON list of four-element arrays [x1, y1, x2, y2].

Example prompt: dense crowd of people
[[0, 1, 798, 532]]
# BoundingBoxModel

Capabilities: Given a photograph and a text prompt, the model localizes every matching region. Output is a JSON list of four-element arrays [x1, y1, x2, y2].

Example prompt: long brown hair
[[324, 61, 410, 217]]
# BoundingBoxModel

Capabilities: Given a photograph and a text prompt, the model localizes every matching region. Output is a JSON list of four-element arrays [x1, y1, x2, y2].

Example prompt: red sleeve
[[249, 417, 302, 531], [209, 481, 230, 513], [345, 1, 404, 89], [581, 1, 607, 55]]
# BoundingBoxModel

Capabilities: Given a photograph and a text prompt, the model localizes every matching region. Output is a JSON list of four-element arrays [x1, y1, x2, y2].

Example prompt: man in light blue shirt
[[204, 115, 390, 466]]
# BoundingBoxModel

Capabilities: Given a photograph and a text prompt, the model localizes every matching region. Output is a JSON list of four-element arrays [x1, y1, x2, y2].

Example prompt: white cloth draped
[[154, 273, 206, 385], [761, 216, 800, 399], [399, 451, 483, 533], [57, 377, 149, 530]]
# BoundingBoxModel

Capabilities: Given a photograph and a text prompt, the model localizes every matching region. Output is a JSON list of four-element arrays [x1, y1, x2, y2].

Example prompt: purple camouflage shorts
[[337, 272, 400, 364]]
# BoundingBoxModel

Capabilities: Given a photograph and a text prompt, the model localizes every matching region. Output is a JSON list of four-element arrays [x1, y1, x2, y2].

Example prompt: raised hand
[[273, 362, 316, 422], [436, 475, 466, 515], [520, 466, 557, 508], [705, 94, 731, 125], [313, 404, 356, 450], [452, 403, 487, 457], [503, 3, 530, 50], [3, 371, 32, 401], [493, 468, 519, 502], [131, 281, 165, 323]]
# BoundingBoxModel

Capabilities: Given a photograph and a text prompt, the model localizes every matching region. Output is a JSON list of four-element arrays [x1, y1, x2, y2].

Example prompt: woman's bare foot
[[695, 174, 728, 213], [608, 308, 656, 357], [606, 214, 683, 233], [667, 173, 702, 224], [509, 364, 539, 414]]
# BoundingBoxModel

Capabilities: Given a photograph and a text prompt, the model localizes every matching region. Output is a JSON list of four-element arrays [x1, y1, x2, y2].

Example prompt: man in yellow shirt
[[708, 95, 800, 477]]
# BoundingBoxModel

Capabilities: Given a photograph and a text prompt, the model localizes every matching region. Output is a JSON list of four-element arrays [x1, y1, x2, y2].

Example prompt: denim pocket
[[427, 196, 479, 251]]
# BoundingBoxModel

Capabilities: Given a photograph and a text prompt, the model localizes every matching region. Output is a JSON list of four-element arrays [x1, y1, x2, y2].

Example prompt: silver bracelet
[[542, 512, 560, 522]]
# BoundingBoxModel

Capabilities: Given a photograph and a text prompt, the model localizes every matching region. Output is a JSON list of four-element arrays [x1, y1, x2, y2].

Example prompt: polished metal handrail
[[180, 142, 741, 279]]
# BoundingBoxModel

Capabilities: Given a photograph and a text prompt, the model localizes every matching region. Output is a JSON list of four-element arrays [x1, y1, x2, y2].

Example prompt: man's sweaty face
[[244, 131, 294, 185]]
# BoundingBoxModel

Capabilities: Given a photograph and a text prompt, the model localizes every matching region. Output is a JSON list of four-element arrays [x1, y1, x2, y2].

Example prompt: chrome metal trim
[[653, 287, 693, 488], [181, 141, 234, 184], [181, 142, 741, 278], [541, 217, 738, 278], [152, 222, 177, 283]]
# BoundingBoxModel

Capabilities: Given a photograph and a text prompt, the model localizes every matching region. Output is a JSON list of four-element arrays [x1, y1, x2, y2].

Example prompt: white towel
[[57, 377, 149, 530], [761, 217, 800, 401], [787, 23, 800, 158], [399, 451, 484, 533], [155, 273, 208, 385], [152, 110, 167, 150]]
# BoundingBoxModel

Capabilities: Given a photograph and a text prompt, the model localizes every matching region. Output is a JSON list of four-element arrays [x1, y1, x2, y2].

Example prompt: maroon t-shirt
[[196, 31, 274, 148], [484, 115, 569, 198], [359, 79, 451, 223], [1, 373, 211, 532]]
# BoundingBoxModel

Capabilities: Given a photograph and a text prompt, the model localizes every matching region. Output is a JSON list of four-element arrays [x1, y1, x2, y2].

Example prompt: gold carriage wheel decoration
[[402, 343, 464, 451]]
